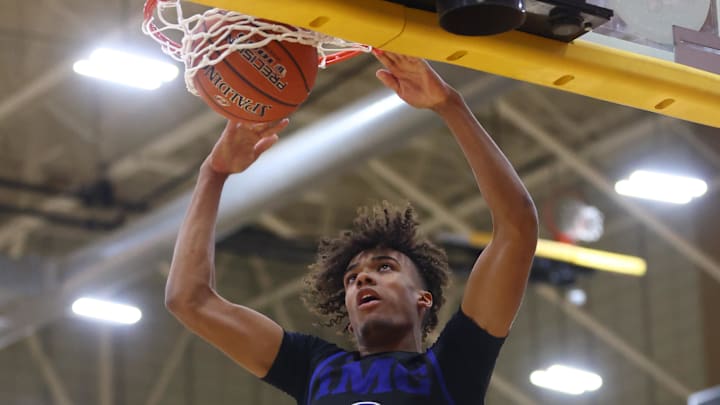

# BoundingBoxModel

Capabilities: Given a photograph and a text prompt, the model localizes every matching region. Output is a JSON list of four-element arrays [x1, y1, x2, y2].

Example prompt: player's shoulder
[[431, 308, 506, 349], [283, 330, 347, 362]]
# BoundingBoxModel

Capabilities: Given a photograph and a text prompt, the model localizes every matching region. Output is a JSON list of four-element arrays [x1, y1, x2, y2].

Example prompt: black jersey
[[262, 309, 505, 405]]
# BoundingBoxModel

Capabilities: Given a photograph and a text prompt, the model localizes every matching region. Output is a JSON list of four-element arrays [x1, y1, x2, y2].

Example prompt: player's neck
[[357, 328, 423, 356]]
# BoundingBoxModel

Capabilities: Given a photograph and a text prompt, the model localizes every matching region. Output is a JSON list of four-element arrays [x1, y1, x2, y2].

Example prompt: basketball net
[[142, 0, 372, 95]]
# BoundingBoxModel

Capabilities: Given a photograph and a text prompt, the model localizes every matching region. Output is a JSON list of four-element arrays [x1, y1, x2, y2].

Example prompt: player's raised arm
[[165, 119, 288, 378], [374, 50, 538, 338]]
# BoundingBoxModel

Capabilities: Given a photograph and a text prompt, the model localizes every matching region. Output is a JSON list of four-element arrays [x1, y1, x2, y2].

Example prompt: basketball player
[[166, 50, 538, 404]]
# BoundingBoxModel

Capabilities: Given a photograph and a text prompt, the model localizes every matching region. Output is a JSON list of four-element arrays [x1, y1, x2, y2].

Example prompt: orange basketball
[[191, 16, 318, 122]]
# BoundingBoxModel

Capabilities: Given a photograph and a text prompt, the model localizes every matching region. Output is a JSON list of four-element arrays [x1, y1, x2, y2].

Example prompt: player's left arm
[[374, 50, 538, 338]]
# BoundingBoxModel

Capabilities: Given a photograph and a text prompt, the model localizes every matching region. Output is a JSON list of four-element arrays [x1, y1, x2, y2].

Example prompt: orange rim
[[143, 0, 182, 50], [322, 50, 364, 66]]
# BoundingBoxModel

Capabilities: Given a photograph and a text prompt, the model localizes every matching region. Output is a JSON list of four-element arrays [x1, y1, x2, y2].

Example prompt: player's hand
[[205, 118, 289, 175], [373, 49, 456, 111]]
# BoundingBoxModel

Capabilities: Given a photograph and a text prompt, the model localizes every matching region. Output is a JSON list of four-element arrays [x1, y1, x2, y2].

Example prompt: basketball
[[191, 16, 319, 122]]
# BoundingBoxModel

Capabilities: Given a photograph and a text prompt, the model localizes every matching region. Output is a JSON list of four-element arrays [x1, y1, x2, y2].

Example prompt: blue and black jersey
[[263, 309, 505, 405]]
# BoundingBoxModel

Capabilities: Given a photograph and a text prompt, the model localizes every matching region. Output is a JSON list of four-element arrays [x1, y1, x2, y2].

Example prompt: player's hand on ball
[[206, 118, 289, 175]]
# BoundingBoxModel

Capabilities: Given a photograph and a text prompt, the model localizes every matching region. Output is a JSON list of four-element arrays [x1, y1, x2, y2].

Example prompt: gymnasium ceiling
[[0, 1, 719, 404]]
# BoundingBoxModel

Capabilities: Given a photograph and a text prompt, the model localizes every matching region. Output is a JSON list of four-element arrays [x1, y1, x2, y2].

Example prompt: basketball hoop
[[142, 0, 371, 95]]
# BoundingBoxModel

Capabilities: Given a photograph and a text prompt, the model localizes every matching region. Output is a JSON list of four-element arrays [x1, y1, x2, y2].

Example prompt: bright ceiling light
[[615, 169, 707, 204], [73, 47, 179, 90], [530, 364, 602, 395], [566, 288, 587, 306], [71, 297, 142, 324]]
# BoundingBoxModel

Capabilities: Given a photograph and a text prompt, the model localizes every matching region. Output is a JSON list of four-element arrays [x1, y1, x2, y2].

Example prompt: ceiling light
[[530, 364, 602, 395], [615, 169, 707, 204], [566, 288, 587, 306], [73, 47, 179, 90], [71, 297, 142, 324]]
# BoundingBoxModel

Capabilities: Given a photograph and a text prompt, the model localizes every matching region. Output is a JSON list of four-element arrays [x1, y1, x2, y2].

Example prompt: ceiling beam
[[98, 327, 114, 405], [498, 101, 720, 285], [535, 285, 693, 397], [144, 258, 235, 405], [144, 331, 193, 405], [368, 159, 473, 233], [419, 116, 662, 234], [0, 14, 142, 122], [26, 334, 75, 405], [0, 110, 224, 256], [250, 257, 295, 329], [672, 123, 720, 169]]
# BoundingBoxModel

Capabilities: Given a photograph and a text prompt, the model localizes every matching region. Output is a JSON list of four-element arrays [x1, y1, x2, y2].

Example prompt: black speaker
[[436, 0, 526, 36]]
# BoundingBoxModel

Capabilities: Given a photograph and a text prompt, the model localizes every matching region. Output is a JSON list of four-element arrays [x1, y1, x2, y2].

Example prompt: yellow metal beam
[[190, 0, 720, 128], [466, 232, 647, 276]]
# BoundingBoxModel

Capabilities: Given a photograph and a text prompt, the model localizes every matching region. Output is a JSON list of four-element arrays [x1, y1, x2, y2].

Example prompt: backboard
[[186, 0, 720, 127]]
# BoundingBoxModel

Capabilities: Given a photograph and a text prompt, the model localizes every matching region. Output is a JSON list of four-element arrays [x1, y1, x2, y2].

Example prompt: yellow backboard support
[[189, 0, 720, 128], [467, 232, 647, 276]]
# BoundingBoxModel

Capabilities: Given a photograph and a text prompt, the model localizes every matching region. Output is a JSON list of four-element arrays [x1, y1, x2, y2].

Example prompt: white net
[[142, 0, 371, 95]]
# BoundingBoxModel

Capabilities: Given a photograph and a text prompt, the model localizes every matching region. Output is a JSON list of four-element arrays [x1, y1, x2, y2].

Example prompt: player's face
[[343, 248, 431, 344]]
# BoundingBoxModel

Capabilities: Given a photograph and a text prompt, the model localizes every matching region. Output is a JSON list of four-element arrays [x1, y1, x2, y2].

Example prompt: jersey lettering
[[313, 356, 431, 401]]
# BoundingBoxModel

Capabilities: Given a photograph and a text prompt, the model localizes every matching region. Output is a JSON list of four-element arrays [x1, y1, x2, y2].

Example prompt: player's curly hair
[[303, 201, 450, 340]]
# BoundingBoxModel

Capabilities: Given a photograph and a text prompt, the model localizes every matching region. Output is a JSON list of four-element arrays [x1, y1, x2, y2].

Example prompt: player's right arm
[[165, 119, 288, 378]]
